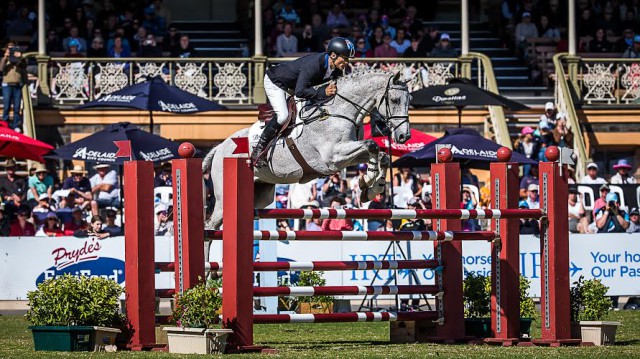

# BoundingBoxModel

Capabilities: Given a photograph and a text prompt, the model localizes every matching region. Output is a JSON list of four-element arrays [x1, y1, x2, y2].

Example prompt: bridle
[[299, 74, 410, 134]]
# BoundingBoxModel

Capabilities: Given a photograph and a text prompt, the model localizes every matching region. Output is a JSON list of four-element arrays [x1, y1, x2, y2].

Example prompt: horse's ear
[[392, 70, 402, 84]]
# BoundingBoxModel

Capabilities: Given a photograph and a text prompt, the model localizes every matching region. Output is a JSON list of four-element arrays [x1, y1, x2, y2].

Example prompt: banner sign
[[1, 234, 639, 300]]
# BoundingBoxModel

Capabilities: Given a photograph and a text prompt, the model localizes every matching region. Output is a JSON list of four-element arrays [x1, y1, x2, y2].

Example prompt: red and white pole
[[489, 147, 520, 341], [430, 147, 465, 341]]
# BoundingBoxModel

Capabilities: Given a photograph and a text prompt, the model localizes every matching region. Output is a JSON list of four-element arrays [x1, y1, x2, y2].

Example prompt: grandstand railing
[[553, 53, 588, 179], [30, 54, 511, 147], [576, 57, 640, 105]]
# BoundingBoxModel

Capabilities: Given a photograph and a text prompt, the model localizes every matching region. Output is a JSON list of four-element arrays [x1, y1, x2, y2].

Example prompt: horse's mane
[[336, 69, 394, 86]]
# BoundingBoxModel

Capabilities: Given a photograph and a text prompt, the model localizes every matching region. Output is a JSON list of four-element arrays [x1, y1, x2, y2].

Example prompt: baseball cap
[[630, 207, 639, 215], [599, 183, 610, 191], [39, 193, 49, 200], [155, 204, 168, 214], [527, 184, 539, 192], [545, 102, 554, 111], [605, 193, 618, 202], [518, 200, 529, 209], [440, 33, 451, 41], [587, 162, 598, 170], [407, 197, 420, 206], [68, 39, 80, 48], [522, 12, 531, 18], [46, 212, 58, 219], [539, 119, 550, 130]]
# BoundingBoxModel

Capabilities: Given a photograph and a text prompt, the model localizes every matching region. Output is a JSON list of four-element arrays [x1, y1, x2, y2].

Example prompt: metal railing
[[577, 57, 640, 104], [553, 53, 588, 178]]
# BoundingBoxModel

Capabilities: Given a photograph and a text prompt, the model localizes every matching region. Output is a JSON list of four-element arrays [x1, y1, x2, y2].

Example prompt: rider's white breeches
[[264, 74, 289, 125]]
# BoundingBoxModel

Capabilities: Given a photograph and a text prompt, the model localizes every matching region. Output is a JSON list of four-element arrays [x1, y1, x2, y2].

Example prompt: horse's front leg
[[331, 140, 380, 186]]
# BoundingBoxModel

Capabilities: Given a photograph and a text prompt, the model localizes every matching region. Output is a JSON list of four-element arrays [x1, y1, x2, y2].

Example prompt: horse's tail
[[202, 144, 218, 174]]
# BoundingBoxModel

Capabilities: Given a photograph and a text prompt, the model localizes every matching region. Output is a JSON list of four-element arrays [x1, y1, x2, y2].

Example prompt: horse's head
[[379, 71, 412, 144]]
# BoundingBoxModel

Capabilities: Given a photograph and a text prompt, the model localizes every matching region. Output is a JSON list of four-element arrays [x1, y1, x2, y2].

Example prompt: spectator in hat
[[622, 35, 640, 58], [568, 187, 589, 233], [628, 207, 640, 233], [64, 39, 84, 58], [62, 165, 92, 210], [518, 200, 540, 235], [593, 183, 610, 214], [321, 197, 354, 230], [3, 187, 29, 222], [525, 184, 540, 209], [430, 33, 458, 58], [36, 212, 64, 237], [515, 12, 538, 56], [540, 102, 557, 129], [610, 159, 636, 184], [400, 197, 428, 231], [0, 205, 10, 236], [64, 207, 89, 235], [154, 162, 173, 188], [102, 209, 122, 236], [279, 0, 300, 24], [516, 126, 540, 162], [154, 203, 173, 236], [62, 26, 87, 52], [0, 159, 26, 202], [581, 162, 606, 184], [9, 208, 35, 236], [27, 164, 53, 207], [321, 172, 347, 208], [595, 192, 629, 233], [31, 193, 54, 226], [519, 165, 539, 198], [379, 15, 396, 39], [90, 163, 120, 216], [302, 200, 323, 231]]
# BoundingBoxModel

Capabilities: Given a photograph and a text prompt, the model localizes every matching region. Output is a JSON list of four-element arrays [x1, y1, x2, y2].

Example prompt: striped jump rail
[[255, 208, 544, 220], [155, 259, 440, 273], [254, 285, 442, 297], [254, 311, 439, 324], [205, 230, 498, 241]]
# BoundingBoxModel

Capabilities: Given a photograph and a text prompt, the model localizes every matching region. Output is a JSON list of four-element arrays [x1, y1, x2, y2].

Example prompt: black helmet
[[327, 37, 355, 58]]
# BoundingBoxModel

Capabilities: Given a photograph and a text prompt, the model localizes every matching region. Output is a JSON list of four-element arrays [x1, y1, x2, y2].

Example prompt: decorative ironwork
[[135, 62, 167, 83], [51, 62, 89, 103], [174, 62, 208, 98], [213, 62, 249, 103], [620, 63, 640, 103], [581, 63, 615, 104], [93, 63, 128, 98]]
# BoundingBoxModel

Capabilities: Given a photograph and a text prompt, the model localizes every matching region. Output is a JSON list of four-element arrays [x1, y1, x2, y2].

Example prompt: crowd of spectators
[[0, 158, 125, 237], [263, 0, 457, 58], [2, 0, 197, 60]]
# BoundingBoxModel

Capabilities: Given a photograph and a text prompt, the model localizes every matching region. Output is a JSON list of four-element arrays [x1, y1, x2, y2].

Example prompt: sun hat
[[34, 163, 47, 173], [605, 192, 619, 202], [527, 184, 539, 192], [69, 165, 87, 174], [518, 200, 529, 209], [93, 163, 111, 170], [521, 126, 535, 136], [155, 203, 168, 214], [1, 159, 16, 167], [613, 159, 632, 170], [38, 193, 49, 201]]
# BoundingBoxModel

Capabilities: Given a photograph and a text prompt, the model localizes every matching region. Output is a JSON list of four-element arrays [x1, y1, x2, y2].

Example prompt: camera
[[8, 47, 20, 64]]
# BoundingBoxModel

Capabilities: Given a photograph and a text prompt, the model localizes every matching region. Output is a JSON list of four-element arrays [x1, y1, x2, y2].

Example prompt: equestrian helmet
[[327, 37, 355, 58]]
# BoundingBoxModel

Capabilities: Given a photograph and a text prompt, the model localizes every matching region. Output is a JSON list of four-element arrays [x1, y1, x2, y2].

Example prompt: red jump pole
[[430, 147, 464, 341], [172, 143, 205, 295], [538, 147, 572, 342], [489, 148, 520, 341], [222, 141, 255, 350], [124, 161, 156, 350]]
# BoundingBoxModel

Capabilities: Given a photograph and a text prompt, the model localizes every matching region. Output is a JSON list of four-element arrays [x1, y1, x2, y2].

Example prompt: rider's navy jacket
[[265, 53, 342, 101]]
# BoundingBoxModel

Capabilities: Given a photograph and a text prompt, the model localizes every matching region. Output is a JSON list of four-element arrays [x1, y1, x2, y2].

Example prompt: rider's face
[[332, 55, 349, 70]]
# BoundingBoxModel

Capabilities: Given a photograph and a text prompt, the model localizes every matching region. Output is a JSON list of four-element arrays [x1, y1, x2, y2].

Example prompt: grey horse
[[202, 69, 413, 230]]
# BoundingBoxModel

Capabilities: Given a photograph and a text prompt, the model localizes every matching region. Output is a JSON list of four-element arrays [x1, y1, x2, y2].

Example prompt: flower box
[[29, 325, 120, 352], [164, 327, 233, 354]]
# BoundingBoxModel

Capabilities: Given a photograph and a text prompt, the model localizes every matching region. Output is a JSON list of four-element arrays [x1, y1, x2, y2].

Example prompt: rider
[[252, 37, 355, 167]]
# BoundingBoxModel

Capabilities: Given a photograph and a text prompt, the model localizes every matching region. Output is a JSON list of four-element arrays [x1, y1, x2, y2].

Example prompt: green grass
[[1, 311, 640, 358]]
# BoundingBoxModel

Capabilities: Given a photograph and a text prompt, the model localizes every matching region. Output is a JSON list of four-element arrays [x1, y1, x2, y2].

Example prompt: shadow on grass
[[258, 339, 391, 347], [611, 339, 640, 346]]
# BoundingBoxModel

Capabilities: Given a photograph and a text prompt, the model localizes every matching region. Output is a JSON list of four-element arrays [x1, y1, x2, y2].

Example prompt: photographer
[[594, 193, 629, 233], [321, 172, 347, 207], [0, 42, 27, 131]]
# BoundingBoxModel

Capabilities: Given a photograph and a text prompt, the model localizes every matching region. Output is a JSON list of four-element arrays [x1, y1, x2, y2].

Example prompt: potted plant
[[295, 271, 334, 314], [463, 272, 491, 338], [570, 276, 621, 345], [519, 276, 537, 338], [164, 278, 232, 354], [26, 275, 122, 352]]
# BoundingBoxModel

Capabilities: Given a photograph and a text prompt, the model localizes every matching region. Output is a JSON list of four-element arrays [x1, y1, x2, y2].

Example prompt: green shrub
[[172, 279, 222, 329], [519, 276, 537, 318], [25, 275, 123, 327], [295, 271, 333, 312], [463, 272, 491, 318], [570, 276, 612, 322]]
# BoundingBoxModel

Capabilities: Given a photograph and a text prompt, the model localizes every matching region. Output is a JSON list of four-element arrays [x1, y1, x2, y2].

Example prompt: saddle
[[258, 96, 297, 126]]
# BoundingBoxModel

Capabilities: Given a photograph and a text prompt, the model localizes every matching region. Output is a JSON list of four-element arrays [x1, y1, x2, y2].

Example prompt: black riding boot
[[251, 118, 283, 167]]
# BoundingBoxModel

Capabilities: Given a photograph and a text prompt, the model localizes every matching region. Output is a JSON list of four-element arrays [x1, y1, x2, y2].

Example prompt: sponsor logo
[[444, 87, 460, 96], [431, 95, 467, 103], [97, 94, 136, 103], [0, 133, 20, 141], [73, 147, 117, 162], [36, 238, 125, 284], [451, 144, 496, 158], [139, 147, 173, 161], [157, 100, 197, 113]]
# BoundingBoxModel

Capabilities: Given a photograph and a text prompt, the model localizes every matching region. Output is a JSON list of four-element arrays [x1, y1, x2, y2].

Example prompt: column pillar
[[568, 0, 576, 55], [461, 0, 469, 55]]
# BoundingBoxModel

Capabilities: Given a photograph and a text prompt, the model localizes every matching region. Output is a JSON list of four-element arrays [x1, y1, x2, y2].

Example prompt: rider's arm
[[294, 67, 328, 101]]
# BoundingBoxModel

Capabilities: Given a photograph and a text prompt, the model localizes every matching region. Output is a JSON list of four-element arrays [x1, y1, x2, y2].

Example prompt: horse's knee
[[364, 139, 380, 153]]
